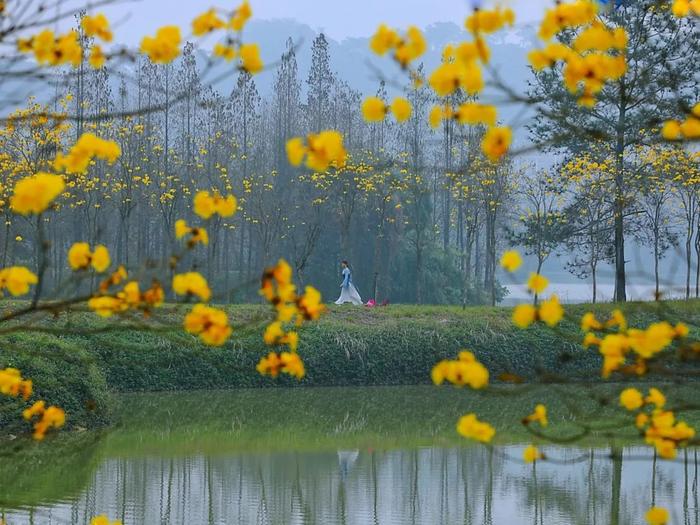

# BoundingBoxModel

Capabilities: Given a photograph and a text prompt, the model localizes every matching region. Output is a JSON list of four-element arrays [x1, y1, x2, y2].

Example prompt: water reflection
[[2, 445, 696, 524], [0, 387, 696, 524]]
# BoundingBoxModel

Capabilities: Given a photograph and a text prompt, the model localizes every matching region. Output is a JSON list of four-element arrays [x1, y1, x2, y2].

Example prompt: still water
[[0, 386, 697, 524]]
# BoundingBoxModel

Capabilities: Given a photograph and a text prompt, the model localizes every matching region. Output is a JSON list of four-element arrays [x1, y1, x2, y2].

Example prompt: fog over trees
[[2, 11, 698, 306]]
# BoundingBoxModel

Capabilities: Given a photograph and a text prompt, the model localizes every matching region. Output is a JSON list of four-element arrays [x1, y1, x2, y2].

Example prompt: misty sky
[[98, 0, 552, 43]]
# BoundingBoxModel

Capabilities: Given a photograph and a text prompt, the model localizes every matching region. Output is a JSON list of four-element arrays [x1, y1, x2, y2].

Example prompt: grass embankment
[[0, 300, 698, 432]]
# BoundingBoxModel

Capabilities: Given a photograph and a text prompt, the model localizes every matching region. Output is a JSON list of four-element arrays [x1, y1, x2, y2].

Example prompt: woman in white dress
[[335, 260, 363, 305]]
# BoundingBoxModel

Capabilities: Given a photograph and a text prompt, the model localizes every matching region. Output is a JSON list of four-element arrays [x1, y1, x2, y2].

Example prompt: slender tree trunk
[[613, 93, 627, 303]]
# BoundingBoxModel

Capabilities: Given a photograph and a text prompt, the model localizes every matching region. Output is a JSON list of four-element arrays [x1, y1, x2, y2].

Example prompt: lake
[[0, 386, 696, 524]]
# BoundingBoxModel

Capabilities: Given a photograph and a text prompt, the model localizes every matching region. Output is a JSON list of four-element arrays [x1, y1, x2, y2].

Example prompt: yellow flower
[[213, 43, 237, 61], [229, 0, 252, 31], [30, 404, 65, 440], [581, 312, 602, 332], [54, 133, 121, 173], [91, 245, 111, 273], [538, 295, 564, 327], [89, 45, 106, 68], [636, 413, 649, 429], [0, 266, 39, 296], [23, 400, 46, 421], [240, 43, 263, 74], [184, 304, 232, 346], [175, 220, 208, 246], [527, 273, 549, 294], [512, 304, 536, 329], [286, 137, 307, 166], [455, 102, 497, 127], [192, 9, 225, 36], [431, 352, 489, 389], [390, 97, 412, 123], [481, 126, 512, 162], [465, 7, 515, 35], [297, 286, 326, 320], [82, 14, 113, 42], [68, 242, 91, 270], [362, 97, 387, 122], [10, 173, 65, 215], [0, 368, 33, 400], [193, 191, 238, 219], [525, 404, 548, 427], [645, 387, 666, 409], [140, 26, 181, 64], [394, 26, 426, 66], [661, 120, 682, 140], [88, 296, 126, 317], [172, 272, 212, 302], [523, 444, 542, 463], [645, 506, 669, 525], [369, 24, 401, 55], [672, 0, 700, 16], [429, 105, 446, 129], [456, 413, 495, 443], [583, 332, 600, 348], [67, 243, 110, 272], [280, 351, 305, 378], [675, 322, 689, 338], [287, 131, 347, 172], [619, 387, 643, 411], [90, 516, 122, 525]]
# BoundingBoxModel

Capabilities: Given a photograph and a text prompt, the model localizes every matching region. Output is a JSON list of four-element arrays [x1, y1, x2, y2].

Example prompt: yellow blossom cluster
[[54, 133, 121, 174], [68, 243, 111, 273], [369, 24, 427, 68], [141, 26, 182, 64], [90, 516, 122, 525], [286, 130, 347, 172], [582, 310, 688, 378], [191, 2, 262, 73], [662, 103, 700, 140], [672, 0, 700, 16], [512, 295, 564, 328], [9, 172, 65, 215], [173, 272, 212, 302], [193, 190, 238, 219], [619, 387, 695, 459], [256, 351, 305, 379], [499, 250, 523, 272], [0, 368, 32, 400], [431, 350, 489, 389], [0, 266, 38, 296], [184, 303, 232, 346], [361, 97, 412, 123], [88, 278, 164, 318], [465, 6, 515, 35], [645, 507, 669, 525], [257, 259, 326, 379], [429, 102, 497, 131], [175, 219, 209, 246], [524, 404, 548, 427], [17, 29, 82, 67], [82, 14, 113, 42], [523, 444, 543, 463], [22, 400, 66, 440], [456, 413, 496, 443], [529, 1, 627, 107]]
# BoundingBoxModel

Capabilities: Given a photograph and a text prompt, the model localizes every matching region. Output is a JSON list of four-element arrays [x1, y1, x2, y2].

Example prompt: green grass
[[0, 299, 699, 432]]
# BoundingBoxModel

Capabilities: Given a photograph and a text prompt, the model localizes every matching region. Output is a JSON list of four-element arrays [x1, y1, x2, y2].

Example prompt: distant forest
[[2, 13, 699, 305]]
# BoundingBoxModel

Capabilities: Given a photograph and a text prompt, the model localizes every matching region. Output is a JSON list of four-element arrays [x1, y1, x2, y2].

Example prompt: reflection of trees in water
[[3, 445, 697, 524]]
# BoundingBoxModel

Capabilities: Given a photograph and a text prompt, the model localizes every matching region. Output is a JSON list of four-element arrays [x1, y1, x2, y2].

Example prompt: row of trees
[[0, 3, 698, 305]]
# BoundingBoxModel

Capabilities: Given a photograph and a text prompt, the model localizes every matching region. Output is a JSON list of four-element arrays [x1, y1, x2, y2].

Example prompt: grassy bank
[[0, 300, 698, 432]]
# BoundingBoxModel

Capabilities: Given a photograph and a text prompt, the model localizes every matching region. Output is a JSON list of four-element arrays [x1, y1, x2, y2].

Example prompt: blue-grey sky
[[98, 0, 551, 43]]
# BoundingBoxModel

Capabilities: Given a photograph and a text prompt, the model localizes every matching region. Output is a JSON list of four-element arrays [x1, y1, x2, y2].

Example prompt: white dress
[[335, 267, 363, 305]]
